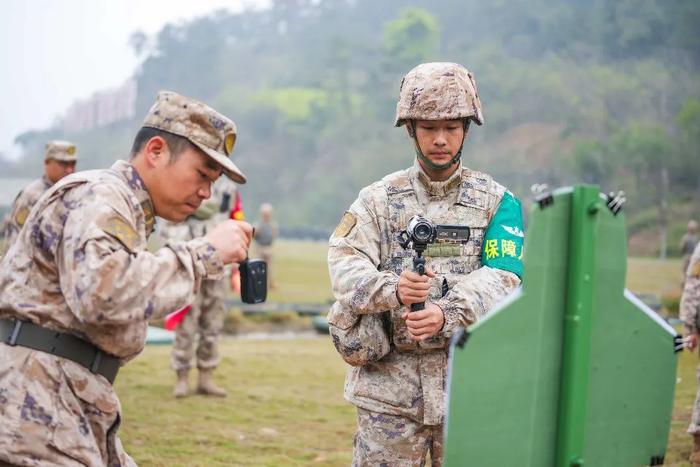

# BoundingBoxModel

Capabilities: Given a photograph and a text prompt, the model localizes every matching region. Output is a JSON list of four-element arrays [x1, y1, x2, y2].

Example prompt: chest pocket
[[427, 201, 489, 277]]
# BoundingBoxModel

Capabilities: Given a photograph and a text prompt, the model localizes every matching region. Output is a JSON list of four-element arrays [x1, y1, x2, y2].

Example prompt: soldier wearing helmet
[[2, 140, 78, 256], [327, 62, 524, 465]]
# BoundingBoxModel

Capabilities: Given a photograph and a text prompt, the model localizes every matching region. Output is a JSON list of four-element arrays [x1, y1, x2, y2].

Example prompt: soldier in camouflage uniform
[[253, 203, 278, 289], [682, 242, 700, 466], [2, 140, 77, 255], [160, 177, 240, 398], [0, 90, 252, 466], [327, 62, 524, 466], [682, 220, 699, 286]]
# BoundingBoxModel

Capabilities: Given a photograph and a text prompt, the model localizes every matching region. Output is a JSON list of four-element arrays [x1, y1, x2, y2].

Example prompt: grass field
[[117, 241, 696, 465]]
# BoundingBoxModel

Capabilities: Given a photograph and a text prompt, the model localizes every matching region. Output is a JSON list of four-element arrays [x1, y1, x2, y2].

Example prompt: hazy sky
[[0, 0, 269, 160]]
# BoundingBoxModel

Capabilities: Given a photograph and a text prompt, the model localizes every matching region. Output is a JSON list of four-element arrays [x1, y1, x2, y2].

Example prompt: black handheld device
[[239, 259, 267, 304]]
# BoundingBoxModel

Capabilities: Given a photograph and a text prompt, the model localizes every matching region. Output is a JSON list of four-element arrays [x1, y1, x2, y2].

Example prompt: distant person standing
[[2, 140, 77, 255], [161, 177, 241, 399], [682, 220, 699, 283], [681, 242, 700, 466], [254, 203, 278, 289]]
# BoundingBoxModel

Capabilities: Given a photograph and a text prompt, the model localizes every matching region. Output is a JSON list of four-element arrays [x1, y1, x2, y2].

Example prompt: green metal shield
[[443, 185, 677, 467]]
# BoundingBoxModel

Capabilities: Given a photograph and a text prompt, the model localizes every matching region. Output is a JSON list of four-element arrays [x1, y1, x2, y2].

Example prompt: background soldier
[[2, 140, 77, 254], [682, 242, 700, 466], [327, 62, 523, 466], [253, 202, 278, 289], [682, 220, 699, 283], [162, 177, 240, 398], [0, 91, 252, 466]]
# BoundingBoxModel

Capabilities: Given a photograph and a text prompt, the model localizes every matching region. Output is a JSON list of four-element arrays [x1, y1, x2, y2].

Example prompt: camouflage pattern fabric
[[159, 177, 237, 371], [44, 140, 77, 162], [0, 160, 224, 465], [394, 62, 483, 127], [353, 407, 443, 467], [682, 232, 699, 285], [171, 277, 227, 371], [2, 176, 53, 256], [682, 243, 700, 434], [143, 90, 246, 184], [328, 160, 522, 430]]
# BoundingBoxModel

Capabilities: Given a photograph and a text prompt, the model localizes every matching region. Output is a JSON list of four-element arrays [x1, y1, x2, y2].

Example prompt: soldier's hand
[[686, 333, 698, 351], [205, 220, 253, 264], [396, 268, 435, 306], [402, 303, 444, 341]]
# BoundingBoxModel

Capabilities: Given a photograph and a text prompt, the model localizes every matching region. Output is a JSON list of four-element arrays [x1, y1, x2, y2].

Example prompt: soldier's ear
[[143, 136, 168, 168]]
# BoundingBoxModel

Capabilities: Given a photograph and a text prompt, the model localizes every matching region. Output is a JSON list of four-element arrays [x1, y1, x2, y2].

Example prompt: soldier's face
[[151, 146, 223, 222], [412, 119, 465, 169], [44, 159, 76, 183]]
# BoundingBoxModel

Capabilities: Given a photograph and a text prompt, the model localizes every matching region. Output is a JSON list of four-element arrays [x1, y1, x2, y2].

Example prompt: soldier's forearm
[[64, 237, 223, 325], [435, 266, 520, 334], [329, 259, 401, 314]]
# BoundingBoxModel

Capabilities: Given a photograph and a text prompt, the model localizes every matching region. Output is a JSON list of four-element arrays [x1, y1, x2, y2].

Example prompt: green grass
[[668, 349, 697, 466], [117, 251, 697, 465], [250, 240, 333, 305], [627, 256, 684, 296], [119, 338, 354, 466]]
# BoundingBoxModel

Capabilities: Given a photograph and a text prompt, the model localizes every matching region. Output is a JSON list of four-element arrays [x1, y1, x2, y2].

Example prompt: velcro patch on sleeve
[[481, 192, 524, 278], [14, 207, 30, 227], [333, 211, 357, 238], [102, 217, 139, 251], [691, 260, 700, 278]]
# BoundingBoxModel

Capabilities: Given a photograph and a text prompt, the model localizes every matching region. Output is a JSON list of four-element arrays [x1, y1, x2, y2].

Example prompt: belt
[[0, 319, 120, 384]]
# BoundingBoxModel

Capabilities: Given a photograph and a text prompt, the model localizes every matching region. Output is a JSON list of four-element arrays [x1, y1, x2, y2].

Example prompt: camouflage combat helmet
[[395, 62, 483, 170], [394, 62, 483, 127]]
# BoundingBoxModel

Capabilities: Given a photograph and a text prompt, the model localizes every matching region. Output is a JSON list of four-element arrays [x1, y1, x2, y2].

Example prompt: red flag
[[164, 305, 191, 330], [230, 191, 245, 220]]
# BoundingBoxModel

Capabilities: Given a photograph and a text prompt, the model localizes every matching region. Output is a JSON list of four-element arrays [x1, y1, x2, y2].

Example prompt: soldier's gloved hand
[[205, 220, 253, 264], [402, 303, 445, 341], [396, 268, 435, 306], [686, 333, 698, 351]]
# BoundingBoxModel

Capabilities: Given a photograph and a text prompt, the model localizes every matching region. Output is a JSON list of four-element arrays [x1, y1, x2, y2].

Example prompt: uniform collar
[[410, 160, 463, 198], [110, 160, 156, 236], [41, 175, 54, 188]]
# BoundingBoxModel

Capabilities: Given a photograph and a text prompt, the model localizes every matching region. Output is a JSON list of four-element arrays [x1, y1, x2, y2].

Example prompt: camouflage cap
[[45, 140, 77, 162], [394, 62, 484, 127], [142, 91, 247, 184]]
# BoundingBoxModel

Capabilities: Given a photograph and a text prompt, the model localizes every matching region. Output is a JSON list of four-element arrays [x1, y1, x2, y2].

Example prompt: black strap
[[0, 319, 119, 384]]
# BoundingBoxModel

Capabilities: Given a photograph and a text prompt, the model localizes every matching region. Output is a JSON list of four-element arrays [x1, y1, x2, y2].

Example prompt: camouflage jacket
[[2, 175, 53, 256], [0, 160, 223, 465], [328, 161, 522, 425], [681, 243, 700, 335]]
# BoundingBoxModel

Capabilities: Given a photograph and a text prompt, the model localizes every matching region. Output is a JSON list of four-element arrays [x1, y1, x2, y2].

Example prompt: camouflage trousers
[[689, 363, 700, 434], [257, 244, 274, 288], [353, 407, 444, 467], [0, 343, 136, 466], [171, 277, 227, 371]]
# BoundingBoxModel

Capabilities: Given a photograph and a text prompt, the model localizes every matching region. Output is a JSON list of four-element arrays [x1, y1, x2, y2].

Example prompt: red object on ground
[[164, 305, 191, 330]]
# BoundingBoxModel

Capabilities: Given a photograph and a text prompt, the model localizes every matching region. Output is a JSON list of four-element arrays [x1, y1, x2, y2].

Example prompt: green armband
[[481, 192, 524, 278]]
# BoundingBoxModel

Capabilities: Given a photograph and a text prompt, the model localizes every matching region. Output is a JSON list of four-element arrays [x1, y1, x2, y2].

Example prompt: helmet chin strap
[[410, 120, 468, 171]]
